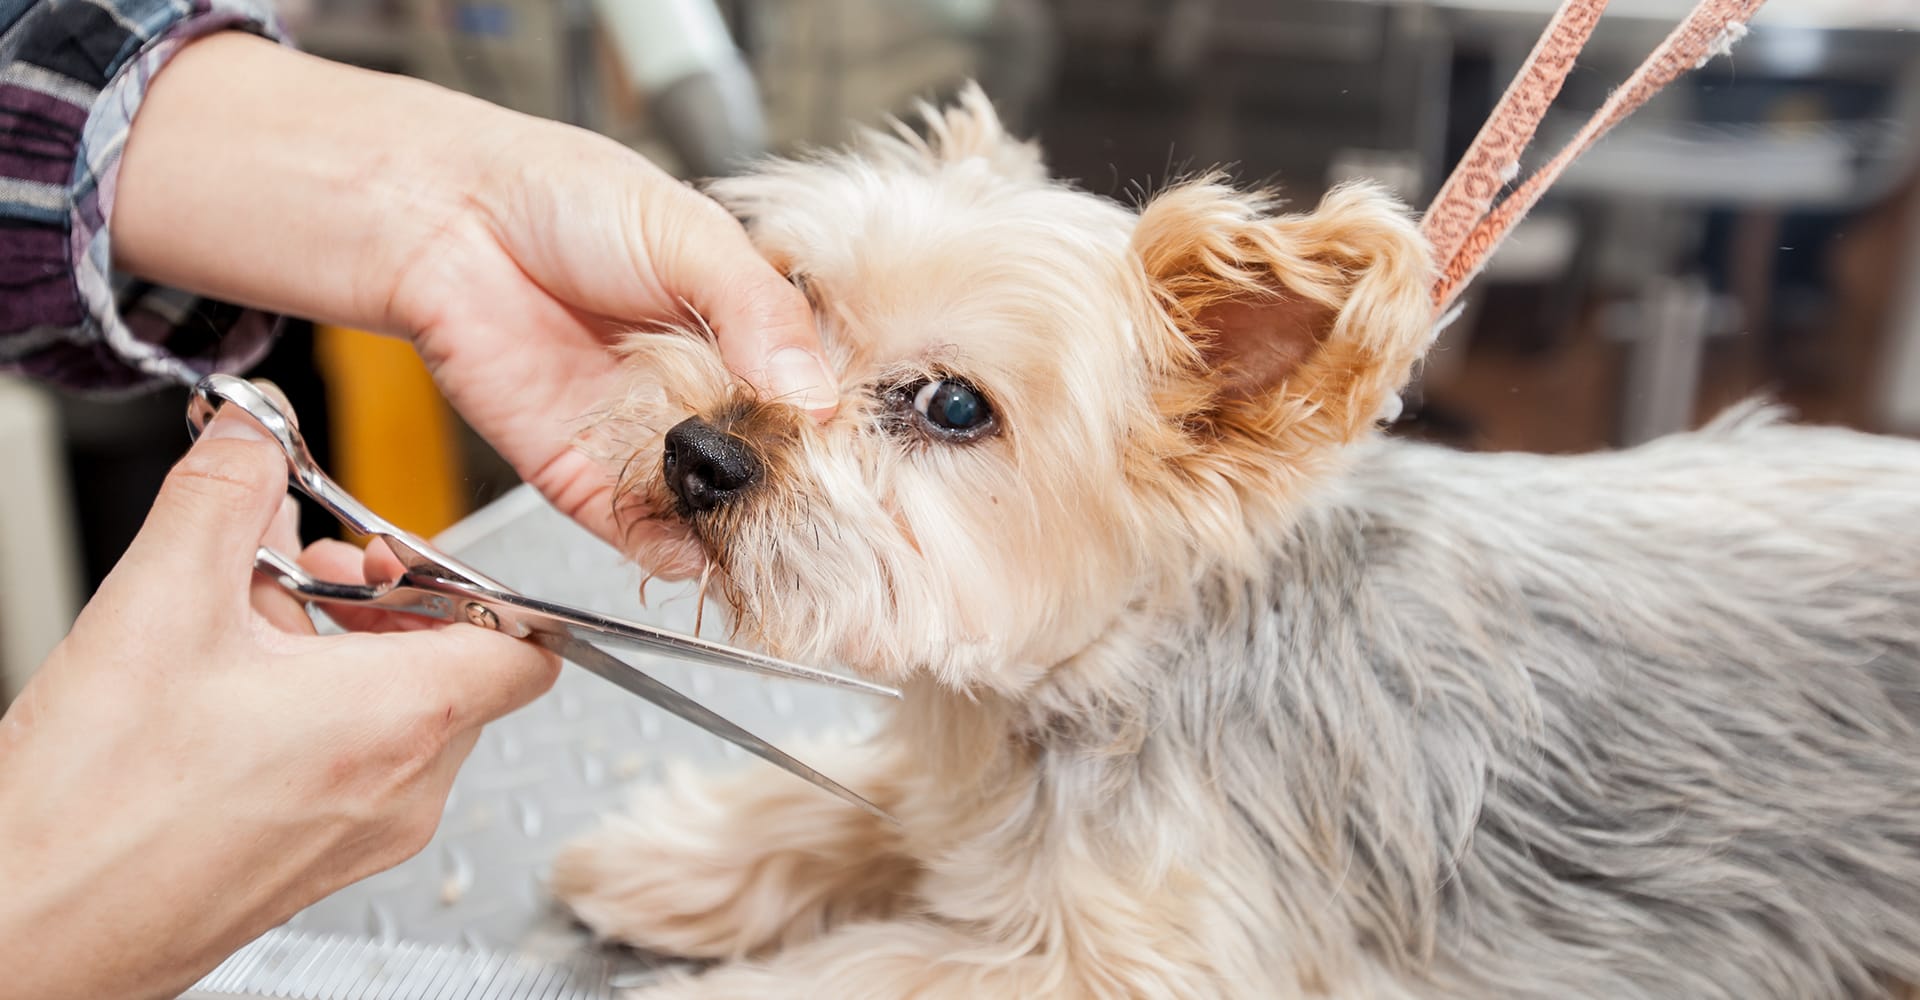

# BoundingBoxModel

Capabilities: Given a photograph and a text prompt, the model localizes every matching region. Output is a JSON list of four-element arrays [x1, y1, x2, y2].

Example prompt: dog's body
[[553, 89, 1920, 998]]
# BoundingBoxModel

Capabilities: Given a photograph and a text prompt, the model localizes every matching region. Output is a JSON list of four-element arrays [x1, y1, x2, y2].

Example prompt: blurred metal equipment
[[1553, 31, 1920, 442], [1316, 0, 1920, 443], [1611, 277, 1739, 446], [0, 377, 81, 701], [293, 0, 761, 175], [594, 0, 768, 176], [1879, 186, 1920, 435]]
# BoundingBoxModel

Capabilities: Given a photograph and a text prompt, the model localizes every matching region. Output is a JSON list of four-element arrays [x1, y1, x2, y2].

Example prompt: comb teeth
[[183, 928, 629, 1000]]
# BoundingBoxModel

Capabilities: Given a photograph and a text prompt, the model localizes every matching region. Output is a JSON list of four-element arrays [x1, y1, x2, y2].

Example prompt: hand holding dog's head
[[603, 86, 1434, 693]]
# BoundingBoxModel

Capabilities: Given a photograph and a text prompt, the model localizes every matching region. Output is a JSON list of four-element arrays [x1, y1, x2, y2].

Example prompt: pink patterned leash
[[1421, 0, 1769, 320]]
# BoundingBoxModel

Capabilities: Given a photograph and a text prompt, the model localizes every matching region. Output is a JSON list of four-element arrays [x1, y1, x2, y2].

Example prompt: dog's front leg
[[550, 743, 913, 961], [617, 918, 1438, 1000], [615, 919, 1180, 1000]]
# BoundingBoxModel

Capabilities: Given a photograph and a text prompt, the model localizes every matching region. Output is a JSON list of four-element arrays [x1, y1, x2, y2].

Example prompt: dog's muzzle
[[663, 416, 763, 513]]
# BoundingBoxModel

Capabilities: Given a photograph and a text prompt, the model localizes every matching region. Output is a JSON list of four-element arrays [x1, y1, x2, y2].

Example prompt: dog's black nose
[[663, 416, 763, 513]]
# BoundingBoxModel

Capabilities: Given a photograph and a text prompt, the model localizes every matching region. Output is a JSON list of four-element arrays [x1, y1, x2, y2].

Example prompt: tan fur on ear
[[1127, 178, 1434, 564], [1135, 177, 1434, 445]]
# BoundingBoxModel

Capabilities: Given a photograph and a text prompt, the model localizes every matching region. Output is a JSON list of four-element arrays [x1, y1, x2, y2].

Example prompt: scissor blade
[[421, 577, 898, 699], [562, 621, 899, 698], [535, 634, 896, 824]]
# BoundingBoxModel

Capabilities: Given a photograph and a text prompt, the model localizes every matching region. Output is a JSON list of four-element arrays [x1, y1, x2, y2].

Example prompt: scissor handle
[[187, 374, 516, 595], [187, 374, 407, 542]]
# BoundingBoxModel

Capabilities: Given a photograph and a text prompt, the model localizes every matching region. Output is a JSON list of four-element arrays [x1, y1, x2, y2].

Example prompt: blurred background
[[3, 0, 1918, 695]]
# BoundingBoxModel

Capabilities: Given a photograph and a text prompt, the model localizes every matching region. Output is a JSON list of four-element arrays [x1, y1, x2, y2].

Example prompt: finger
[[361, 538, 407, 585], [251, 497, 317, 634], [297, 538, 365, 583], [366, 625, 561, 729], [111, 404, 291, 607], [649, 194, 839, 418], [234, 385, 303, 630], [519, 446, 619, 548], [252, 378, 296, 423], [295, 540, 434, 633], [265, 493, 301, 554], [252, 575, 318, 634], [409, 284, 625, 545]]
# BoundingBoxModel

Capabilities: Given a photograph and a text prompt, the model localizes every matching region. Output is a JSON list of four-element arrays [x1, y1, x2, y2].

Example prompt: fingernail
[[201, 405, 269, 442], [762, 348, 839, 414]]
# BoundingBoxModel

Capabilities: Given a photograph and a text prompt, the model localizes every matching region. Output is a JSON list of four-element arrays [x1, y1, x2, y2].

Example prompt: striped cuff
[[0, 0, 282, 393]]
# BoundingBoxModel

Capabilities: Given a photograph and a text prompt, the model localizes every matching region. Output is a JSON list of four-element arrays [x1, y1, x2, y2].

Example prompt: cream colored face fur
[[606, 85, 1434, 695]]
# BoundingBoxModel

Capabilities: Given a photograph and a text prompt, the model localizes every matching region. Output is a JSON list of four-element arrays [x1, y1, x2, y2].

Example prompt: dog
[[549, 86, 1920, 999]]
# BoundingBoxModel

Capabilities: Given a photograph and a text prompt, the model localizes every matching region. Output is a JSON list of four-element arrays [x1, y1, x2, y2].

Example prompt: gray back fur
[[1121, 406, 1920, 999]]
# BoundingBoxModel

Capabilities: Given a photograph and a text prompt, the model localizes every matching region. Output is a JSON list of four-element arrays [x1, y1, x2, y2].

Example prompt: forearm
[[113, 32, 528, 336], [0, 1, 288, 391]]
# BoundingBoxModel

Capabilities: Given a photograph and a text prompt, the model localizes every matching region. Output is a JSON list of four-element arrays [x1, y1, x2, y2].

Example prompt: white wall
[[0, 377, 81, 701]]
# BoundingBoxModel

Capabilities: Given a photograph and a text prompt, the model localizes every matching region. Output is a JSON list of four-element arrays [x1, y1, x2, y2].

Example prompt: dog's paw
[[611, 965, 704, 1000], [550, 760, 910, 961], [550, 770, 775, 960]]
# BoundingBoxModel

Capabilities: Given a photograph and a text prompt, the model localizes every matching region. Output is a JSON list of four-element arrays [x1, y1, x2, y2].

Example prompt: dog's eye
[[897, 378, 996, 441]]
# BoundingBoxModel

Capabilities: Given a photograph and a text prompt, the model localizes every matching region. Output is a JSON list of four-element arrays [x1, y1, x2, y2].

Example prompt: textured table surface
[[187, 486, 880, 999]]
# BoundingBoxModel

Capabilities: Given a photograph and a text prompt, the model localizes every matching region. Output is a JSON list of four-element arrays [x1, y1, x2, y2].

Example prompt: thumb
[[122, 403, 291, 584], [360, 625, 561, 730], [651, 194, 839, 418]]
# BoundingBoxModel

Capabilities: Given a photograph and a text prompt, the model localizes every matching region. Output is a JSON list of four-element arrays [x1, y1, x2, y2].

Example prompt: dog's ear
[[889, 81, 1046, 182], [1134, 178, 1434, 449]]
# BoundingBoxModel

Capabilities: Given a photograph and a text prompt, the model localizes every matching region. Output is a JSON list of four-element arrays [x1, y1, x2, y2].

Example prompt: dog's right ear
[[1135, 177, 1434, 443], [1128, 178, 1436, 525]]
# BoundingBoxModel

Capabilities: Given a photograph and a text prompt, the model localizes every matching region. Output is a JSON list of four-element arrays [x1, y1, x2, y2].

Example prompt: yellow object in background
[[314, 326, 466, 542]]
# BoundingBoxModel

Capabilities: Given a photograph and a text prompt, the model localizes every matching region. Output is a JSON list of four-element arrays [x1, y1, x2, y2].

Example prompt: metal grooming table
[[185, 486, 880, 999]]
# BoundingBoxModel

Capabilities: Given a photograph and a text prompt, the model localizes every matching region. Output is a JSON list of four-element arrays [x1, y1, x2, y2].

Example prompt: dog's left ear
[[1134, 178, 1434, 448], [897, 81, 1046, 182]]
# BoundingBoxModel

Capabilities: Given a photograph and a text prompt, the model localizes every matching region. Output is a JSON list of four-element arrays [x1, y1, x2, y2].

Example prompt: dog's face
[[605, 86, 1434, 693]]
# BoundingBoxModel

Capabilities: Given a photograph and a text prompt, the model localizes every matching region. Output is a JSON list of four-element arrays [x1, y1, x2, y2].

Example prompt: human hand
[[113, 34, 836, 544], [394, 119, 837, 541], [0, 400, 559, 1000]]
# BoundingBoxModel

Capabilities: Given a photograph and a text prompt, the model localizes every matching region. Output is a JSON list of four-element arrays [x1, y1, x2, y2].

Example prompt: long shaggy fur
[[553, 85, 1920, 999]]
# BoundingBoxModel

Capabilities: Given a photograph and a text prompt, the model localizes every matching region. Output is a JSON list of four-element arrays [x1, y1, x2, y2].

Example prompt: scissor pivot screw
[[464, 603, 500, 630]]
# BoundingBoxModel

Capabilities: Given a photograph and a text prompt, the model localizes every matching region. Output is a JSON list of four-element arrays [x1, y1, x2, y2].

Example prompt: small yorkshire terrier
[[551, 86, 1920, 999]]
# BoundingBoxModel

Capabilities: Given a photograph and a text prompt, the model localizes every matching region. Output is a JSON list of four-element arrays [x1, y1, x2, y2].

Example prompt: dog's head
[[605, 85, 1434, 694]]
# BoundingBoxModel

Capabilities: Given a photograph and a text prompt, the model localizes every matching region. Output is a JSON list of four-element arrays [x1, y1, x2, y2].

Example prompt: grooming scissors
[[185, 374, 896, 821]]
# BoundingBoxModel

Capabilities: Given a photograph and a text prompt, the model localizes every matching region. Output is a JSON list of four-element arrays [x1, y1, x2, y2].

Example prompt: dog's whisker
[[692, 559, 714, 639]]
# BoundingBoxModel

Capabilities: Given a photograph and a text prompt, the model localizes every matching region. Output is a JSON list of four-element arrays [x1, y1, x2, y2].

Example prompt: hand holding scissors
[[186, 374, 897, 820]]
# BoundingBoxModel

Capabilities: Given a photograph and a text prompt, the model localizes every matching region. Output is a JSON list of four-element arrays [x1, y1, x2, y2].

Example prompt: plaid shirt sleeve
[[0, 0, 282, 393]]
